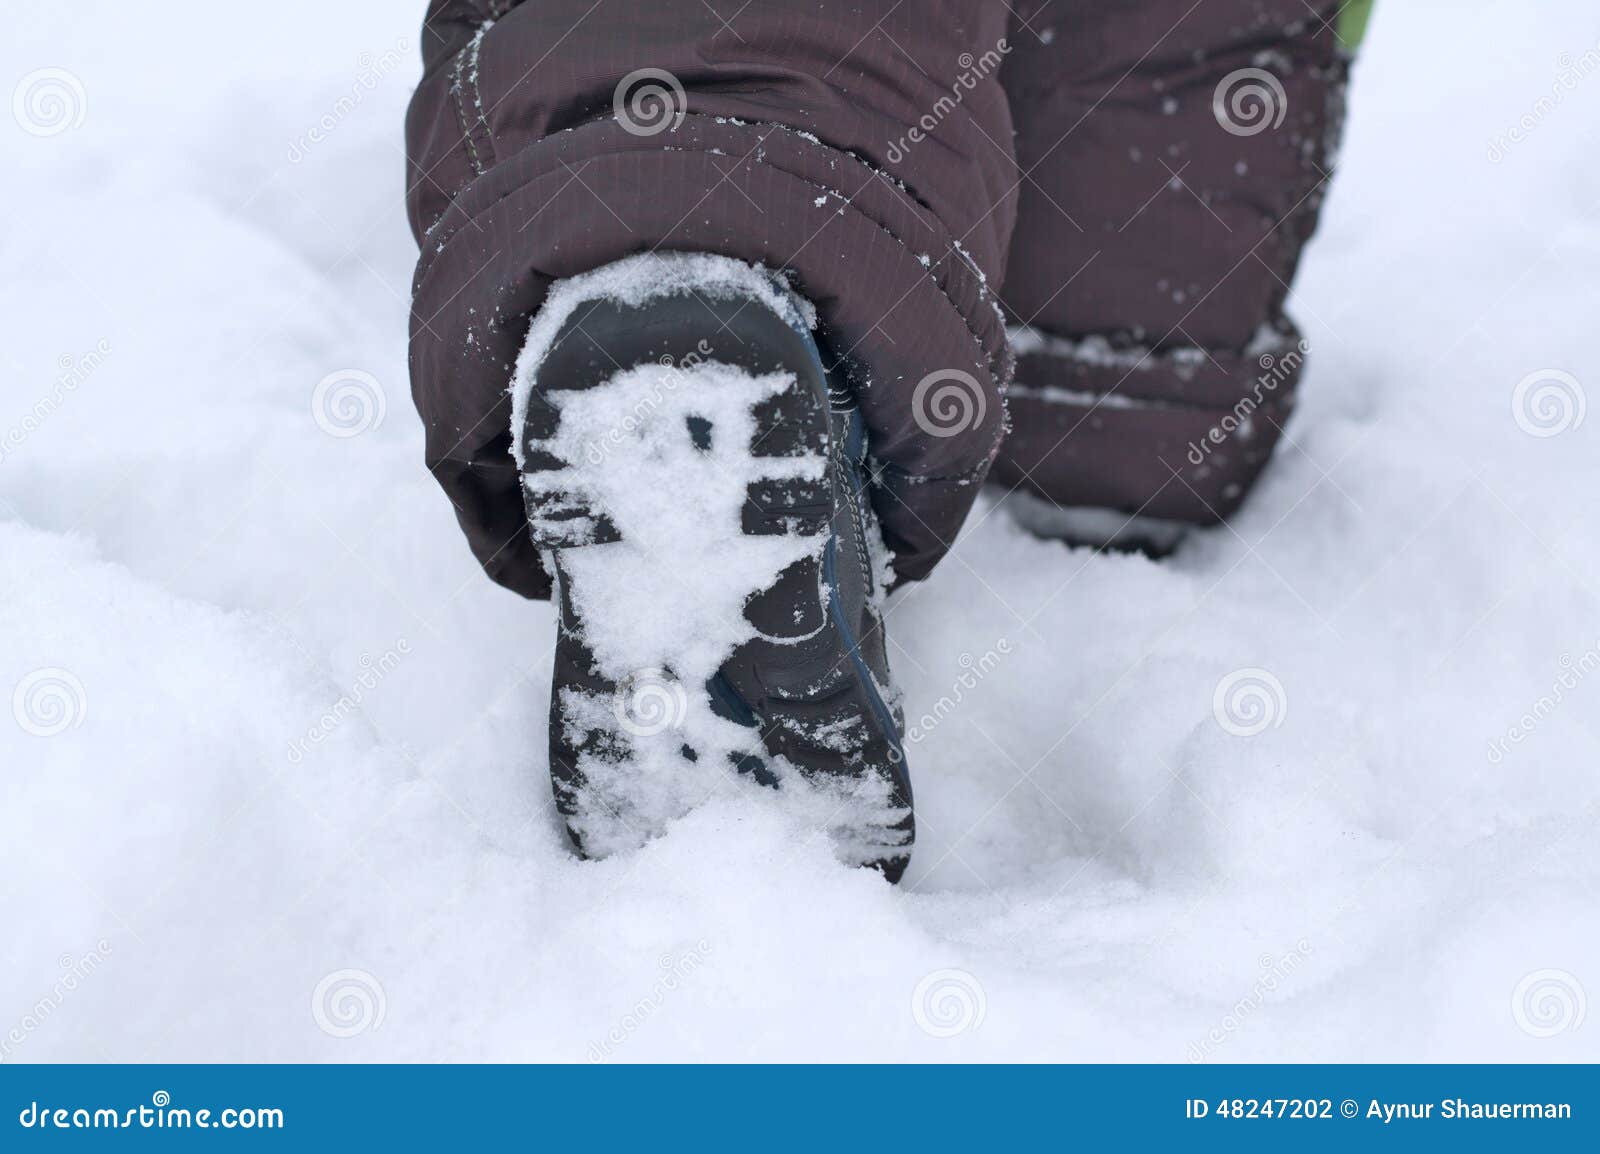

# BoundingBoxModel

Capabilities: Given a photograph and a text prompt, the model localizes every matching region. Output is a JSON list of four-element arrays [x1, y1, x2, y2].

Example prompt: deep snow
[[3, 1, 1598, 1062]]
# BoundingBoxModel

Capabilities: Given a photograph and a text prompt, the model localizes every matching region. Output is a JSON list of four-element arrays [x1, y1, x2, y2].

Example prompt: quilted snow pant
[[406, 0, 1353, 600]]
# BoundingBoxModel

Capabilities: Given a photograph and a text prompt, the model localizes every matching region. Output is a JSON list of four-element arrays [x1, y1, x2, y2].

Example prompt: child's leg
[[993, 0, 1355, 536], [405, 1, 1028, 878], [406, 0, 1021, 600]]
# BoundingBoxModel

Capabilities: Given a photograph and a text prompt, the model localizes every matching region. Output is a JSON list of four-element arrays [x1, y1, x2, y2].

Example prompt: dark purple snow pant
[[406, 0, 1349, 599]]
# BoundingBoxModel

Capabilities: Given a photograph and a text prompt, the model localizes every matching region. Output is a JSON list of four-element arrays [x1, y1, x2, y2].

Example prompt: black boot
[[515, 257, 912, 882]]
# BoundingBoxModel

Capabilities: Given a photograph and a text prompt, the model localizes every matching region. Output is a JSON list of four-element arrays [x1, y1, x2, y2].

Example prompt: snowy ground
[[3, 1, 1598, 1062]]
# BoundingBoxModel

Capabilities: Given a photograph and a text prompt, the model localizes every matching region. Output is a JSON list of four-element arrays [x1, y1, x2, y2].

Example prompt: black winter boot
[[513, 256, 912, 881]]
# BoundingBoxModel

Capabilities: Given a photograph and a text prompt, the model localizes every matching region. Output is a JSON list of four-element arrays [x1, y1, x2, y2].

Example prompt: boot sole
[[518, 291, 913, 881]]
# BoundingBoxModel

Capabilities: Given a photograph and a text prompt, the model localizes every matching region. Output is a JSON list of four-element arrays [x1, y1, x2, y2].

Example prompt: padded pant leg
[[993, 0, 1350, 523]]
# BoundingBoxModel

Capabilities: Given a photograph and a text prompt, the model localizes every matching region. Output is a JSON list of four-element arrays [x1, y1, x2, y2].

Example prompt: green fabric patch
[[1338, 0, 1375, 50]]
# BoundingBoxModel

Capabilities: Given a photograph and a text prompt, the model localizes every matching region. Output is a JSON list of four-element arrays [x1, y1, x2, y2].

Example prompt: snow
[[3, 0, 1598, 1062]]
